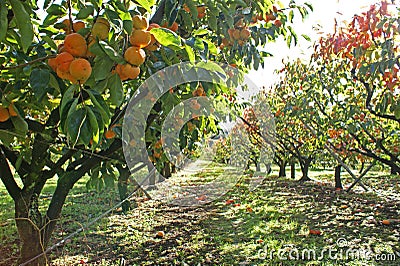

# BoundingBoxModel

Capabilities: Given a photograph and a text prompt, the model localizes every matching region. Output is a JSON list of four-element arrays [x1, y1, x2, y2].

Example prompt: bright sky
[[248, 0, 395, 88]]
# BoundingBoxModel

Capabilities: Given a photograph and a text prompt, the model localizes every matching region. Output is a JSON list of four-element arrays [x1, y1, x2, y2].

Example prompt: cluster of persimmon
[[251, 5, 282, 27], [0, 103, 18, 122], [47, 18, 110, 84], [192, 84, 206, 97], [116, 15, 158, 81], [222, 19, 252, 47], [152, 138, 164, 159], [182, 4, 207, 19]]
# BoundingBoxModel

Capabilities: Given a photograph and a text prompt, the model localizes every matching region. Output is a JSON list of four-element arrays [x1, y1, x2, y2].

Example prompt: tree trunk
[[162, 162, 172, 178], [334, 165, 343, 189], [278, 161, 287, 177], [299, 158, 312, 182], [117, 165, 131, 212], [290, 162, 295, 179], [256, 162, 261, 172], [391, 164, 400, 175], [15, 197, 48, 266]]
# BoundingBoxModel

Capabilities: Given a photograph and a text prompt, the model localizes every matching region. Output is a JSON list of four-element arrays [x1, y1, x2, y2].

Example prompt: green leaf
[[46, 4, 65, 15], [79, 116, 92, 146], [76, 5, 94, 19], [89, 41, 107, 57], [62, 98, 79, 132], [108, 73, 124, 106], [185, 44, 195, 63], [196, 61, 226, 76], [288, 26, 297, 46], [86, 89, 110, 126], [395, 106, 400, 120], [134, 0, 156, 13], [193, 29, 209, 36], [304, 2, 313, 12], [41, 35, 57, 50], [193, 38, 204, 50], [11, 115, 28, 135], [66, 108, 86, 146], [0, 130, 13, 146], [208, 14, 217, 31], [9, 0, 34, 52], [301, 34, 311, 42], [185, 0, 198, 18], [150, 28, 182, 50], [30, 69, 50, 101], [204, 40, 218, 55], [0, 0, 8, 42], [98, 41, 125, 64], [86, 106, 99, 144], [289, 10, 294, 23], [60, 85, 77, 115], [92, 56, 114, 81], [121, 12, 133, 35]]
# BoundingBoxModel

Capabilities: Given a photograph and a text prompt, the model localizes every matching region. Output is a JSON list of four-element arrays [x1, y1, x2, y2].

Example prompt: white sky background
[[247, 0, 393, 89]]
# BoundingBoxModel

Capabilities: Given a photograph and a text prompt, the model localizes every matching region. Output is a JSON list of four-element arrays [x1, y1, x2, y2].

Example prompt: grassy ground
[[0, 165, 399, 265]]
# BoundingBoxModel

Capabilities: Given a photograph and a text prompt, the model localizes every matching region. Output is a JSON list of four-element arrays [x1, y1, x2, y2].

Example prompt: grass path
[[1, 165, 400, 265]]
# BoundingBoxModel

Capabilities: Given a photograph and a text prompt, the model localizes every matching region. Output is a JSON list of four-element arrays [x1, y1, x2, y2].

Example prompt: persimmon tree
[[0, 0, 312, 264], [311, 1, 399, 175]]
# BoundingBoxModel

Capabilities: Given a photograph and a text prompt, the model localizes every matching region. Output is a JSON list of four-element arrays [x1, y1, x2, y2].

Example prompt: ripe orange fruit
[[183, 4, 190, 12], [73, 21, 85, 32], [55, 52, 74, 72], [309, 229, 322, 235], [228, 28, 235, 39], [147, 23, 160, 46], [129, 29, 152, 48], [222, 38, 231, 47], [148, 23, 160, 31], [382, 220, 391, 225], [69, 58, 92, 83], [240, 28, 251, 40], [190, 100, 201, 110], [64, 33, 87, 57], [232, 29, 241, 40], [48, 57, 58, 72], [91, 18, 110, 40], [197, 6, 206, 18], [56, 68, 77, 83], [265, 13, 276, 21], [104, 129, 116, 139], [132, 15, 149, 30], [274, 20, 282, 27], [57, 43, 66, 53], [124, 46, 146, 66], [0, 106, 10, 122], [163, 22, 178, 32], [61, 19, 71, 33], [115, 64, 140, 81], [145, 43, 159, 51], [156, 231, 165, 238], [8, 103, 18, 117]]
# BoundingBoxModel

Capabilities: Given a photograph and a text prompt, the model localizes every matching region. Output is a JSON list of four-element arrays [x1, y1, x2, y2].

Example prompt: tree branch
[[0, 147, 22, 201], [0, 54, 56, 71], [150, 0, 166, 24]]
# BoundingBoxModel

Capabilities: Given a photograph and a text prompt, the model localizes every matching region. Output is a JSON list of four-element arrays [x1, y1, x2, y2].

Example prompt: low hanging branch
[[0, 54, 56, 71]]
